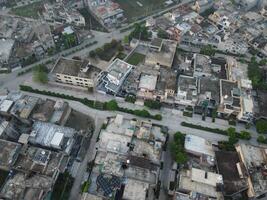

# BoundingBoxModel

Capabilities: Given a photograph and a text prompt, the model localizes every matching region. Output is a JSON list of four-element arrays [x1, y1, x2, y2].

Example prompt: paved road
[[68, 116, 104, 200]]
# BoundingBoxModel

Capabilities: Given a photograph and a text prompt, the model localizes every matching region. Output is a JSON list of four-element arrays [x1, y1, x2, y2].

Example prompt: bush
[[125, 95, 136, 103], [183, 111, 192, 117], [104, 100, 119, 110], [144, 100, 161, 109], [239, 131, 251, 140], [228, 119, 236, 126], [256, 119, 267, 134], [257, 135, 267, 144]]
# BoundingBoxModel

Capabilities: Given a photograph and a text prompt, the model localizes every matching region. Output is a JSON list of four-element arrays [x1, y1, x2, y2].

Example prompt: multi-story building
[[51, 57, 101, 88]]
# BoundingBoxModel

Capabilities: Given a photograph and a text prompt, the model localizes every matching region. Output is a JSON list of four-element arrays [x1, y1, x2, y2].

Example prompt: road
[[68, 116, 104, 200]]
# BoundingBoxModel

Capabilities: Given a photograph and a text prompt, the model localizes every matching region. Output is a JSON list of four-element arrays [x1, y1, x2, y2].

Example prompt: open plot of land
[[114, 0, 166, 21], [126, 52, 146, 65], [10, 1, 43, 19], [66, 110, 94, 134]]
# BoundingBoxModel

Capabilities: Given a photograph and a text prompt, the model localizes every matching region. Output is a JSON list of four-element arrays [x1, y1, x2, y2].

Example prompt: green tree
[[144, 100, 161, 109], [200, 45, 216, 56], [33, 64, 49, 84], [105, 100, 118, 110], [170, 132, 187, 164], [257, 135, 267, 143], [239, 131, 251, 140], [256, 119, 267, 134], [129, 23, 150, 41]]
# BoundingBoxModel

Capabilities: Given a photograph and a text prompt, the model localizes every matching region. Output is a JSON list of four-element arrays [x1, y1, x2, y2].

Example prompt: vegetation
[[228, 119, 236, 126], [19, 85, 162, 120], [89, 39, 122, 61], [81, 180, 91, 193], [144, 100, 161, 109], [10, 1, 43, 19], [256, 119, 267, 134], [257, 135, 267, 144], [125, 95, 136, 103], [157, 29, 169, 39], [200, 45, 216, 56], [126, 52, 146, 65], [183, 111, 193, 118], [170, 132, 187, 164], [129, 23, 151, 41], [181, 122, 251, 140], [219, 127, 239, 151], [32, 64, 49, 84], [51, 172, 74, 200], [247, 57, 267, 90]]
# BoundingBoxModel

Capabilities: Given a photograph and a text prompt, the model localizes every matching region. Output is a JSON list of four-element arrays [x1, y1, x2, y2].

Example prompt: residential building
[[175, 75, 198, 107], [99, 58, 133, 94], [145, 39, 178, 68], [235, 144, 267, 198], [51, 57, 101, 88]]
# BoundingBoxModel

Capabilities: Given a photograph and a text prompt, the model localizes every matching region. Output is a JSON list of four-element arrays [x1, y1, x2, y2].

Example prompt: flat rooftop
[[145, 39, 177, 68], [107, 58, 133, 81], [236, 144, 267, 197], [0, 139, 21, 170], [122, 178, 149, 200], [184, 134, 215, 157], [220, 79, 238, 102], [52, 57, 100, 78], [14, 146, 65, 177], [138, 74, 158, 91], [179, 168, 223, 199], [0, 99, 13, 113], [0, 39, 14, 62], [199, 78, 220, 104], [0, 172, 52, 200]]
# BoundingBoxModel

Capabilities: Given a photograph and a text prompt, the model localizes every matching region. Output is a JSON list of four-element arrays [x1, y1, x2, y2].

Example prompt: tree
[[256, 119, 267, 134], [259, 59, 267, 66], [125, 95, 136, 103], [200, 45, 216, 56], [170, 132, 187, 164], [32, 64, 49, 84], [239, 131, 251, 140], [89, 50, 96, 58], [129, 23, 150, 41], [105, 100, 118, 110], [144, 100, 161, 109], [257, 135, 267, 143]]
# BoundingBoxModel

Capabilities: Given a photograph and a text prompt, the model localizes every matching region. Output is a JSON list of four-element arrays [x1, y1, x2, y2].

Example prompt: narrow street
[[68, 116, 104, 200]]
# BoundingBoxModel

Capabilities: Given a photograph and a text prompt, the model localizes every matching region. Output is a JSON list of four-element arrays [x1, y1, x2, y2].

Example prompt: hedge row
[[181, 121, 250, 140], [20, 85, 162, 120]]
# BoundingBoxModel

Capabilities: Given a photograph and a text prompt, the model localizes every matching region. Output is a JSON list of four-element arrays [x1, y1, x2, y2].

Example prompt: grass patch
[[114, 0, 166, 22], [10, 2, 43, 19], [126, 52, 145, 65]]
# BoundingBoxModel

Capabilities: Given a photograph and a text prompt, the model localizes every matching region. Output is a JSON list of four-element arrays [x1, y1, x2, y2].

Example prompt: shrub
[[183, 111, 192, 117], [257, 135, 267, 144], [170, 132, 187, 164], [144, 100, 161, 109], [256, 119, 267, 134], [104, 100, 119, 110], [239, 131, 251, 140], [125, 95, 136, 103]]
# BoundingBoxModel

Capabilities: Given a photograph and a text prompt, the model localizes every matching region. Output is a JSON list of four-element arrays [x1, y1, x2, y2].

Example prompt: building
[[33, 23, 55, 50], [29, 121, 76, 154], [89, 115, 165, 199], [0, 39, 14, 69], [218, 79, 241, 117], [51, 57, 101, 88], [87, 0, 124, 28], [184, 134, 215, 166], [177, 167, 224, 199], [0, 99, 14, 116], [0, 139, 21, 170], [137, 74, 158, 100], [176, 75, 198, 107], [145, 39, 178, 68], [235, 144, 267, 198], [99, 58, 133, 94]]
